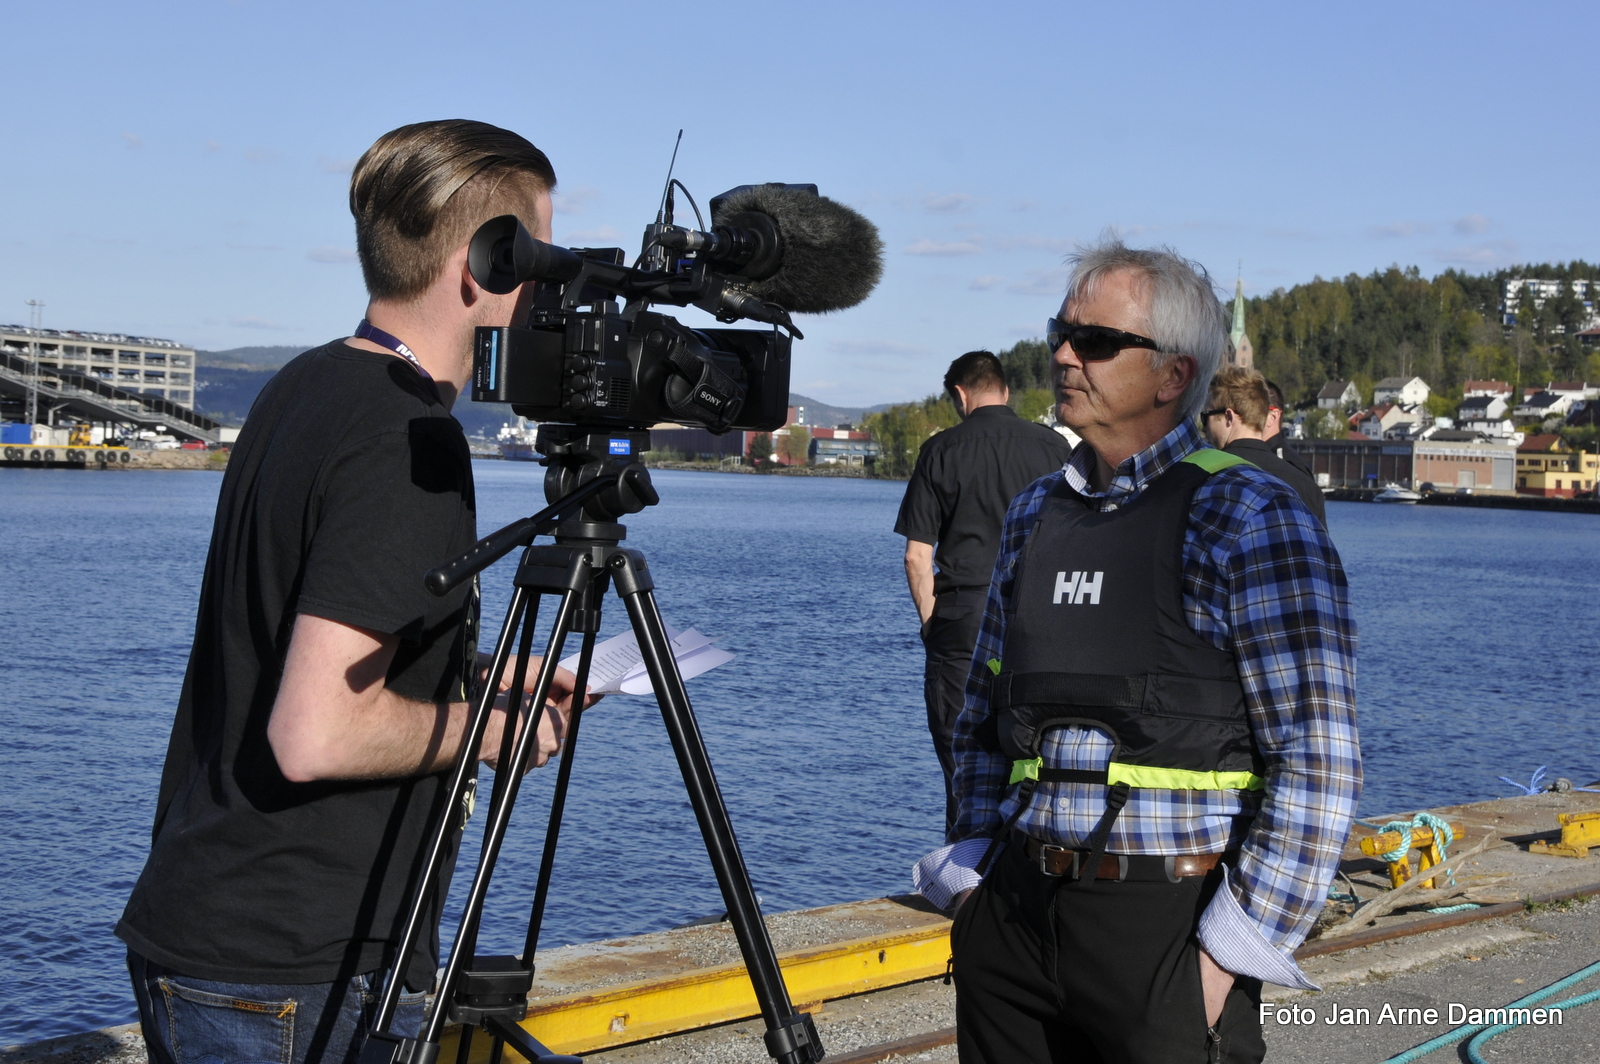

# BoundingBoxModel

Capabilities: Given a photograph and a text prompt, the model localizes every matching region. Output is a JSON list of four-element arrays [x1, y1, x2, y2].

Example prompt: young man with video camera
[[118, 120, 585, 1064], [914, 240, 1360, 1063]]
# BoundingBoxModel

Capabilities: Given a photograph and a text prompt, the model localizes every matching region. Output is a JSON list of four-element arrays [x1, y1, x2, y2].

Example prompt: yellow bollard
[[1359, 822, 1465, 890]]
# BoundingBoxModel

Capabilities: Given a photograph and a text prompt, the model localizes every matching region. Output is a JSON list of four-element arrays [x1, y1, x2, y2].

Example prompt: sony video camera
[[467, 182, 883, 434]]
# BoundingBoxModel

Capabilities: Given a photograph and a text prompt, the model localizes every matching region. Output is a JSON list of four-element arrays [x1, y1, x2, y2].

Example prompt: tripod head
[[536, 424, 659, 536], [424, 425, 659, 598]]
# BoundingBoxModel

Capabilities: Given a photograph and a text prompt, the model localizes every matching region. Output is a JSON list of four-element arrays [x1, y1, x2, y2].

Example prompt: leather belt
[[1018, 833, 1228, 882]]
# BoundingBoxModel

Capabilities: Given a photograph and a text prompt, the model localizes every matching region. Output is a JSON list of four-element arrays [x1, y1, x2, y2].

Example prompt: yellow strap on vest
[[1181, 448, 1255, 474], [1106, 762, 1265, 791], [1009, 758, 1263, 790], [1010, 757, 1043, 785]]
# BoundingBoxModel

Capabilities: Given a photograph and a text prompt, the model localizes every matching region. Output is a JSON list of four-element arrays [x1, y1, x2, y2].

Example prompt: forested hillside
[[862, 260, 1600, 475], [1247, 261, 1600, 405]]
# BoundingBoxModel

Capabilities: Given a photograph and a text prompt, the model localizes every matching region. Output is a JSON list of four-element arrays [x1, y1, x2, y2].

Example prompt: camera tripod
[[360, 426, 824, 1064]]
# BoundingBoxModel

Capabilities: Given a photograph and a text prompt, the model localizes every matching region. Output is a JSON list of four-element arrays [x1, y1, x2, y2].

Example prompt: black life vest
[[975, 449, 1264, 879]]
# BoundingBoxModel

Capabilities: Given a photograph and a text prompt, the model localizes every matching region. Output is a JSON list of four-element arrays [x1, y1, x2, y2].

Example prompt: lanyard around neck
[[354, 319, 440, 399]]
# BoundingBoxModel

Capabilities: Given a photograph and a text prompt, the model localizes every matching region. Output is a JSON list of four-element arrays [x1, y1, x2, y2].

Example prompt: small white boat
[[1374, 483, 1421, 504]]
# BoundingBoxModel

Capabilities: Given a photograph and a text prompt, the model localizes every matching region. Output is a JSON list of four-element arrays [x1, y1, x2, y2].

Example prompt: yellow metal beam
[[1530, 811, 1600, 859], [440, 922, 952, 1061]]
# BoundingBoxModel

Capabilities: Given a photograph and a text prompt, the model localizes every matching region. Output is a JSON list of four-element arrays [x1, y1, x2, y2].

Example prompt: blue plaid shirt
[[912, 419, 1360, 989]]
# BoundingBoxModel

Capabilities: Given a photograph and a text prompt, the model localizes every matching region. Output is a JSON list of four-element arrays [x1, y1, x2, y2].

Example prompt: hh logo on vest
[[1052, 570, 1104, 605]]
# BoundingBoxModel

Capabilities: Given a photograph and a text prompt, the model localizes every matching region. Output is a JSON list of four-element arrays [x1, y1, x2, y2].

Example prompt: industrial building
[[1295, 437, 1516, 493], [0, 325, 196, 407], [0, 324, 220, 445]]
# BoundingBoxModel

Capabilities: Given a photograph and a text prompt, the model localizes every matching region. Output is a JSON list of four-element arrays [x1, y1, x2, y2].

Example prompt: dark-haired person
[[118, 121, 586, 1064], [914, 241, 1358, 1063], [1262, 378, 1316, 482], [1203, 366, 1326, 523], [895, 350, 1072, 832]]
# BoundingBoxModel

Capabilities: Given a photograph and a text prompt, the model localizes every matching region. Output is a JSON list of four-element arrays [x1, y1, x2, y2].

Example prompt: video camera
[[467, 181, 883, 434]]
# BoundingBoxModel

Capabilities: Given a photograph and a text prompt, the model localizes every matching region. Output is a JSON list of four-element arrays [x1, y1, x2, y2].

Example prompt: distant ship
[[497, 417, 539, 461]]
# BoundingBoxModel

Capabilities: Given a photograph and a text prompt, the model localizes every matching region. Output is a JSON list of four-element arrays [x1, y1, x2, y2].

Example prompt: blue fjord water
[[2, 463, 1598, 1043]]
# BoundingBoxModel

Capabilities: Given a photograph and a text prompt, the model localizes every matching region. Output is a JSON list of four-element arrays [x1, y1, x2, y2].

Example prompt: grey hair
[[1061, 236, 1228, 422]]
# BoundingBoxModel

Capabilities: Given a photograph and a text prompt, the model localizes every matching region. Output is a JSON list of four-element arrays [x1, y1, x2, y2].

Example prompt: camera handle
[[365, 489, 822, 1064]]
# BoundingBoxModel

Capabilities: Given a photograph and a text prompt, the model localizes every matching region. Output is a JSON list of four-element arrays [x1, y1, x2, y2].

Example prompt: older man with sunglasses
[[913, 240, 1360, 1064]]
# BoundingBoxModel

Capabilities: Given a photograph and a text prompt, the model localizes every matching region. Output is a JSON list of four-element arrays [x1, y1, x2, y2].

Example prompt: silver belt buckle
[[1038, 842, 1069, 877]]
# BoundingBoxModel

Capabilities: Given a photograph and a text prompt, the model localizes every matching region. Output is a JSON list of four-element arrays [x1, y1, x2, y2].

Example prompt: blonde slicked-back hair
[[350, 120, 557, 301], [1207, 366, 1272, 431]]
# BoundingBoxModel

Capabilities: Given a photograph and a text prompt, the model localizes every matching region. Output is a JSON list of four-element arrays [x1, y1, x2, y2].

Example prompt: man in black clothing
[[1204, 367, 1326, 523], [1263, 378, 1316, 481], [895, 351, 1073, 830], [118, 121, 586, 1064]]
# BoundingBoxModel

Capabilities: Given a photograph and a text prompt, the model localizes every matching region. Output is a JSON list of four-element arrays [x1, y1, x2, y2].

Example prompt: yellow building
[[1515, 434, 1597, 497]]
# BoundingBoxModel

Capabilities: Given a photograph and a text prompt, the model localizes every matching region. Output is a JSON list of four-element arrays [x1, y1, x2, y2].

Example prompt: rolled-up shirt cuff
[[1196, 864, 1319, 990], [913, 837, 995, 911]]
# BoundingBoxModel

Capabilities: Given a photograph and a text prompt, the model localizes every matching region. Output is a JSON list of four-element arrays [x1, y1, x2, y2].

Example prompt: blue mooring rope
[[1380, 957, 1600, 1063], [1498, 765, 1600, 794]]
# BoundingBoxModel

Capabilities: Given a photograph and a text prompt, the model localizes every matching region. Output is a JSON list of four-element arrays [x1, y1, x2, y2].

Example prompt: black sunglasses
[[1199, 407, 1229, 420], [1046, 317, 1162, 361]]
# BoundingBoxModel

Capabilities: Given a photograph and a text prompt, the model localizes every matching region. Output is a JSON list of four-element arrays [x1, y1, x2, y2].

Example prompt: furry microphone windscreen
[[711, 185, 884, 314]]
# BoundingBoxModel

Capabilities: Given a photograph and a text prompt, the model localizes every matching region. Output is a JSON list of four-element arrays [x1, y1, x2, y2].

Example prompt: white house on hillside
[[1514, 391, 1575, 420], [1374, 376, 1431, 407], [1457, 394, 1508, 422], [1317, 380, 1361, 410]]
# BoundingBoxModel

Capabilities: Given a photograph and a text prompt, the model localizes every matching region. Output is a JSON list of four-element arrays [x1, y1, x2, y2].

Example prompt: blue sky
[[2, 1, 1595, 406]]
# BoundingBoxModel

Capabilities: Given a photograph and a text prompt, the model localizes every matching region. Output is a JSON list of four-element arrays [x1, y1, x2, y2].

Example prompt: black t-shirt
[[893, 405, 1073, 594], [117, 341, 479, 988], [1226, 437, 1327, 524], [1265, 430, 1316, 479]]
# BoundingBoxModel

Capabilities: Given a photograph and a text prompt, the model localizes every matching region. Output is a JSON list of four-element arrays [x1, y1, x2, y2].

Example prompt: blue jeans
[[128, 952, 427, 1064]]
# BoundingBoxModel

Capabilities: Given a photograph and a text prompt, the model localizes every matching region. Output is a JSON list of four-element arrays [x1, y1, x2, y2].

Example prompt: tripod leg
[[610, 561, 822, 1064], [374, 586, 533, 1031], [522, 622, 599, 964], [423, 575, 589, 1045], [455, 609, 541, 969]]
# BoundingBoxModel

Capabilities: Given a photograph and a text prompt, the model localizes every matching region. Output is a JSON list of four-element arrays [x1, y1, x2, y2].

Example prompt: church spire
[[1228, 265, 1254, 369], [1230, 266, 1246, 347]]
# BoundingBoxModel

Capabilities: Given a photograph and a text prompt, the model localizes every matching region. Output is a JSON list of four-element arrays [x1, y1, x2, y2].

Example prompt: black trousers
[[951, 840, 1266, 1064], [922, 589, 985, 833]]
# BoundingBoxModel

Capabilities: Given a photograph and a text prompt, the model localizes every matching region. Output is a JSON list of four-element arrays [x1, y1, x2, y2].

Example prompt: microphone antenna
[[655, 129, 685, 226]]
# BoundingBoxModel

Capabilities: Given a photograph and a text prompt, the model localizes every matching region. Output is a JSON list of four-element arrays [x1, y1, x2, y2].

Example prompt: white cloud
[[905, 238, 983, 256], [970, 275, 1004, 291], [122, 132, 143, 150], [1008, 267, 1071, 297], [993, 234, 1075, 253], [243, 147, 277, 163], [553, 186, 602, 215], [319, 155, 357, 175], [230, 316, 288, 330], [827, 338, 935, 356], [560, 225, 624, 245], [1453, 213, 1492, 235], [1434, 240, 1518, 266], [1369, 221, 1433, 239], [308, 246, 358, 264], [923, 192, 977, 213]]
